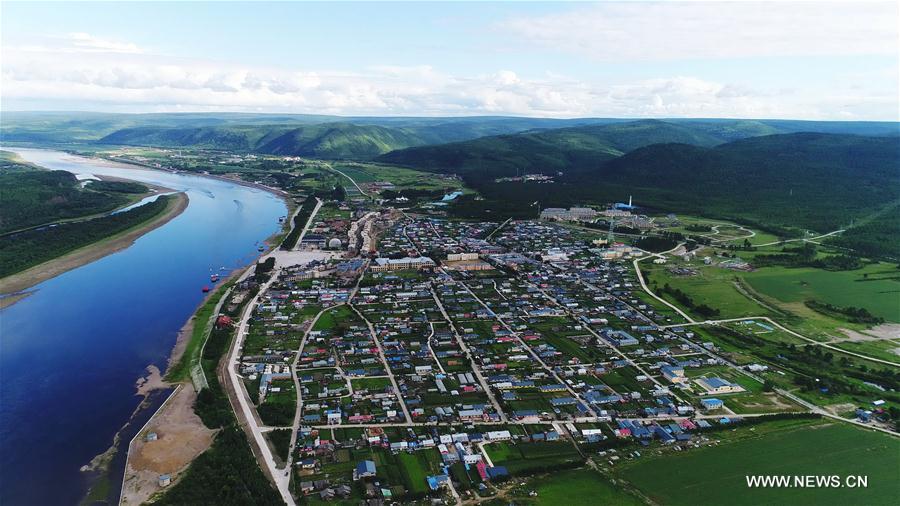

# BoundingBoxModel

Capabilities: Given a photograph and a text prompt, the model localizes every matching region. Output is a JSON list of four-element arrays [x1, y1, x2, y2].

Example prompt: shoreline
[[0, 192, 189, 308], [5, 146, 296, 503]]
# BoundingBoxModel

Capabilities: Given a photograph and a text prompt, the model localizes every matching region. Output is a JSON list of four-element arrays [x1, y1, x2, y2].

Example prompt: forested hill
[[376, 120, 728, 176], [450, 132, 899, 237], [97, 123, 429, 159], [591, 133, 900, 231]]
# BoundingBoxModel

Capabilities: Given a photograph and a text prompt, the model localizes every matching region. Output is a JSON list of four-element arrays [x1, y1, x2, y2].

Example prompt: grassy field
[[330, 161, 464, 191], [642, 258, 898, 344], [619, 421, 900, 506], [313, 305, 357, 331], [166, 281, 234, 382], [510, 468, 643, 505], [744, 263, 900, 322]]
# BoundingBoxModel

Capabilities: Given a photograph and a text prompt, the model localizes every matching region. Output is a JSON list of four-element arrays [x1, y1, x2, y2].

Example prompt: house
[[485, 430, 511, 441], [661, 365, 688, 385], [355, 460, 377, 480], [700, 398, 724, 410], [695, 377, 745, 395], [426, 474, 450, 491], [486, 466, 509, 480], [158, 474, 171, 487]]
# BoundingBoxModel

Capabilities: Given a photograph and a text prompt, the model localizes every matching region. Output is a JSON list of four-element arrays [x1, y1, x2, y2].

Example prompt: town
[[165, 174, 896, 506]]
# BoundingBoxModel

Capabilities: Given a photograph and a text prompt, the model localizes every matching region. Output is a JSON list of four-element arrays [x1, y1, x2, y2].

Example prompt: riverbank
[[87, 152, 294, 200], [0, 191, 189, 308]]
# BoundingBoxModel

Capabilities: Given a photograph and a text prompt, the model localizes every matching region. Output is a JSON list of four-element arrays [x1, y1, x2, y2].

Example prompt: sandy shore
[[0, 192, 189, 307], [120, 384, 216, 505]]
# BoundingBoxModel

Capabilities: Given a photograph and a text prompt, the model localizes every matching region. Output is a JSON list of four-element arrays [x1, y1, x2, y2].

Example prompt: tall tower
[[628, 195, 632, 207]]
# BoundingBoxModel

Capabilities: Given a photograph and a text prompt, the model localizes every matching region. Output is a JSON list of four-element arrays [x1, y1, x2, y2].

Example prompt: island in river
[[0, 192, 188, 307], [0, 150, 192, 307]]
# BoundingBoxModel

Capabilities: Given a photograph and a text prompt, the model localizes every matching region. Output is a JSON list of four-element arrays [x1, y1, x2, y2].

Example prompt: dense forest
[[0, 195, 172, 277], [428, 132, 899, 257], [0, 168, 148, 234]]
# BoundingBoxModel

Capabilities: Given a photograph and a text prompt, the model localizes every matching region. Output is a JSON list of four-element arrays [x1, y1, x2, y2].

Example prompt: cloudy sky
[[2, 1, 898, 119]]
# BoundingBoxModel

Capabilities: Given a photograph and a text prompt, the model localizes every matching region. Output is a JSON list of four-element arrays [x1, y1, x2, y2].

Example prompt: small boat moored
[[202, 286, 211, 293]]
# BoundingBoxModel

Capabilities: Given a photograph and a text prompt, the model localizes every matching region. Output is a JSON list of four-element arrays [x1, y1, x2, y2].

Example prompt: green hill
[[377, 120, 727, 177], [256, 123, 425, 158], [594, 133, 899, 230], [96, 123, 421, 158], [1, 112, 609, 148], [5, 111, 896, 151], [452, 132, 899, 244]]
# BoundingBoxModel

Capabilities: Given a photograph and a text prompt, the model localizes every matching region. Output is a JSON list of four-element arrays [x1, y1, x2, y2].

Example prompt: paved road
[[755, 228, 845, 247], [348, 303, 414, 424], [327, 164, 371, 198], [457, 278, 599, 418], [663, 316, 900, 368], [292, 197, 323, 251], [430, 283, 508, 422], [227, 270, 296, 505], [631, 243, 695, 323]]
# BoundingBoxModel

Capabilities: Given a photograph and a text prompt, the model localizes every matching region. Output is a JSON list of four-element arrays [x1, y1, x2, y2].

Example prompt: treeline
[[255, 257, 276, 282], [86, 180, 148, 193], [708, 325, 900, 403], [804, 300, 884, 325], [826, 211, 900, 260], [634, 231, 686, 252], [752, 243, 862, 271], [161, 277, 282, 504], [0, 195, 172, 277], [685, 224, 712, 232], [153, 426, 283, 506], [694, 413, 822, 434], [659, 283, 720, 318], [280, 197, 318, 250], [784, 344, 900, 401]]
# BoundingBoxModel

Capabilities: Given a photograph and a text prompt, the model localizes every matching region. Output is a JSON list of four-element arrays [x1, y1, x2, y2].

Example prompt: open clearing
[[744, 263, 900, 323], [511, 468, 643, 505], [618, 421, 900, 506]]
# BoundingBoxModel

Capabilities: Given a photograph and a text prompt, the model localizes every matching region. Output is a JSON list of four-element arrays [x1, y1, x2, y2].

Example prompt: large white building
[[370, 256, 436, 272]]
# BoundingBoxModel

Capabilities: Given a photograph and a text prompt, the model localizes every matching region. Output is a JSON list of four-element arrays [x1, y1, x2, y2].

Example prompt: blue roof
[[486, 466, 509, 478], [356, 460, 376, 475], [705, 377, 731, 388]]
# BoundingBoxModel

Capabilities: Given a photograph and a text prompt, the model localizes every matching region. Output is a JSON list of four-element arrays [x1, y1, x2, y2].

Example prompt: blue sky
[[2, 1, 898, 119]]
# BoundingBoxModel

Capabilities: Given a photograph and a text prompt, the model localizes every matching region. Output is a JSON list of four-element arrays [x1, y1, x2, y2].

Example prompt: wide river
[[0, 149, 287, 505]]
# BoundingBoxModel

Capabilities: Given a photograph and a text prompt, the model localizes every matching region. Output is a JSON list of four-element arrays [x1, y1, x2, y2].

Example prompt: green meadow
[[619, 421, 900, 506], [744, 263, 900, 323], [511, 468, 643, 505]]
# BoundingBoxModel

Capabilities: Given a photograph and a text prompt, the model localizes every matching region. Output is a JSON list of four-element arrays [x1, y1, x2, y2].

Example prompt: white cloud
[[2, 27, 897, 119], [66, 32, 144, 54], [500, 1, 898, 61]]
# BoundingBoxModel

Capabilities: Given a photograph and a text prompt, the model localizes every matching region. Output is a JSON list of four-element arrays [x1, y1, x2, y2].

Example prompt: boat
[[258, 245, 265, 252], [210, 274, 219, 283], [202, 286, 211, 293]]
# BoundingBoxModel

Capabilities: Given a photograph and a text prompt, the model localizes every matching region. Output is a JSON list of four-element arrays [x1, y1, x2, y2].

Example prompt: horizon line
[[2, 109, 899, 124]]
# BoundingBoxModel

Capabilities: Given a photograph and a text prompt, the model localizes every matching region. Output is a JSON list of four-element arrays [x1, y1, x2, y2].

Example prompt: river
[[0, 148, 287, 505]]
